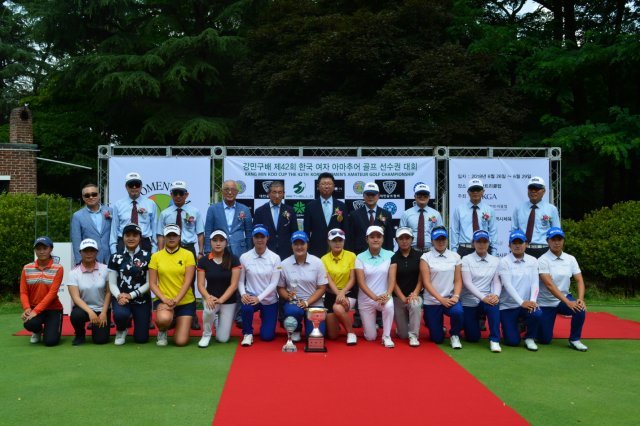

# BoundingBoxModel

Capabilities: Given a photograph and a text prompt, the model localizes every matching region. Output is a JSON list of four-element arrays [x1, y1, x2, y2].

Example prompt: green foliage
[[0, 193, 76, 292], [563, 201, 640, 287]]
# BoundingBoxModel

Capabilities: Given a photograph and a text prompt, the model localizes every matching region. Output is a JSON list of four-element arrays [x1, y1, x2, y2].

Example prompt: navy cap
[[252, 224, 269, 237], [34, 236, 53, 248], [123, 223, 142, 235], [431, 227, 448, 240], [509, 229, 527, 243], [291, 231, 309, 243], [472, 230, 490, 241], [546, 227, 565, 239]]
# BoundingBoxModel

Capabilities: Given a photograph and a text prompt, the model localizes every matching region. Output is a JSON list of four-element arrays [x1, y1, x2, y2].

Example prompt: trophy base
[[304, 337, 327, 353], [282, 342, 297, 352]]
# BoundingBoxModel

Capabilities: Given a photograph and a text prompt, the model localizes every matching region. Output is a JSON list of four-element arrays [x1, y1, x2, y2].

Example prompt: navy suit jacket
[[253, 202, 298, 260], [303, 197, 347, 258], [346, 206, 394, 255], [204, 201, 253, 257], [71, 206, 113, 264]]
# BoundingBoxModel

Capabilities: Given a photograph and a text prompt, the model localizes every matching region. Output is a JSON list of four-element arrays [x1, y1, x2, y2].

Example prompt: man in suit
[[204, 179, 253, 257], [303, 172, 347, 258], [347, 182, 394, 255], [71, 183, 113, 265], [253, 181, 298, 260]]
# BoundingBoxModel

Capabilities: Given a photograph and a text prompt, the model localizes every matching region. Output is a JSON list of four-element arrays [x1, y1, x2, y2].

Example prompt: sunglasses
[[171, 190, 187, 196], [328, 230, 345, 238], [83, 192, 99, 199], [127, 182, 141, 189]]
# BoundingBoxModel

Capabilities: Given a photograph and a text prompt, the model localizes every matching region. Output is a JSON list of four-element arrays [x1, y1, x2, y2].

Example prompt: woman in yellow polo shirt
[[149, 224, 196, 346], [321, 228, 357, 345]]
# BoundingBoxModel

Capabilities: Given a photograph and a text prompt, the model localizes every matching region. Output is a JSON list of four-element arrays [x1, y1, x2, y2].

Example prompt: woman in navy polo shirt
[[197, 230, 241, 347]]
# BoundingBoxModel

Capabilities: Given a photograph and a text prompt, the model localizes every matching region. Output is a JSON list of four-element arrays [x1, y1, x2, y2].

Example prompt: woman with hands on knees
[[197, 230, 241, 348], [149, 224, 196, 347]]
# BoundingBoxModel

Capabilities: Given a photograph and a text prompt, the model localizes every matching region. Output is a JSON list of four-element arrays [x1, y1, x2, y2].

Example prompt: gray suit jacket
[[71, 206, 113, 264], [204, 201, 253, 257]]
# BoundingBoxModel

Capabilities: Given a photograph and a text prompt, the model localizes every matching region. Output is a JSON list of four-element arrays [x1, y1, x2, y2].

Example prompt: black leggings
[[70, 306, 111, 344], [24, 310, 63, 346]]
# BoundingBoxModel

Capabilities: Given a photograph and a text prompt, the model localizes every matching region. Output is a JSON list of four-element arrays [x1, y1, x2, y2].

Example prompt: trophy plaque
[[282, 316, 298, 353], [304, 307, 328, 353]]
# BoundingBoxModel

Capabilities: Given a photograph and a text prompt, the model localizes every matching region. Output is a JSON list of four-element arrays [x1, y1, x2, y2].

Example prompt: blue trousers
[[537, 294, 586, 343], [283, 302, 326, 338], [424, 302, 463, 344], [500, 307, 542, 346], [463, 302, 501, 343], [240, 302, 277, 341], [112, 300, 151, 343]]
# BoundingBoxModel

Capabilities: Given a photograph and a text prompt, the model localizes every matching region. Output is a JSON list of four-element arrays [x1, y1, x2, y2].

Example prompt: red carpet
[[213, 337, 526, 426], [13, 311, 640, 340]]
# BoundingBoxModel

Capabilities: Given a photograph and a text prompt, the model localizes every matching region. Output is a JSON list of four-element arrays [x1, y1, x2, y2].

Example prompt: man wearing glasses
[[110, 172, 158, 254], [71, 183, 113, 265], [204, 179, 253, 257]]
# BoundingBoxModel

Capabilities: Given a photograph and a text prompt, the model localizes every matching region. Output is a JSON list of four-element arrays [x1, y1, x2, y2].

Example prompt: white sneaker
[[490, 341, 502, 353], [382, 336, 395, 348], [198, 336, 211, 348], [241, 334, 253, 346], [30, 332, 41, 344], [524, 338, 538, 351], [156, 331, 168, 347], [409, 335, 420, 347], [114, 329, 127, 345], [346, 333, 357, 345], [569, 340, 588, 352], [291, 331, 302, 342], [450, 335, 462, 349]]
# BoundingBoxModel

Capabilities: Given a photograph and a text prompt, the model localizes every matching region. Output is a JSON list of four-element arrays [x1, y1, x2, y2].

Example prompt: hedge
[[0, 193, 77, 291]]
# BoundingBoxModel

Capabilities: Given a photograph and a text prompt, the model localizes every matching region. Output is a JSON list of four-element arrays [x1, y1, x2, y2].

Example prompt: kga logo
[[382, 181, 397, 195], [293, 181, 305, 194], [352, 200, 365, 210]]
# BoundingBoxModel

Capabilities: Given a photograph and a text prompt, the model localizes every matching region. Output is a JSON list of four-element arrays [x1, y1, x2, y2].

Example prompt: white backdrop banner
[[448, 158, 550, 257], [223, 157, 436, 227]]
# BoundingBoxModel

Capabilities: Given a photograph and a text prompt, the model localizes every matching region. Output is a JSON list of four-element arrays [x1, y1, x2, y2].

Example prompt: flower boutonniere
[[482, 212, 490, 221], [333, 207, 344, 223], [541, 215, 551, 224], [238, 211, 246, 222], [378, 213, 387, 225], [137, 207, 147, 215], [428, 216, 437, 224], [282, 210, 291, 221], [184, 212, 195, 225], [103, 210, 112, 220]]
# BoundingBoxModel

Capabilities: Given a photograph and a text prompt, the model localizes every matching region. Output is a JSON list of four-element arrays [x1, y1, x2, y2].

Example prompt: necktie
[[525, 204, 537, 243], [272, 204, 279, 228], [176, 208, 183, 230], [472, 205, 479, 232], [369, 209, 375, 225], [131, 200, 138, 224], [323, 200, 331, 225], [417, 208, 425, 249]]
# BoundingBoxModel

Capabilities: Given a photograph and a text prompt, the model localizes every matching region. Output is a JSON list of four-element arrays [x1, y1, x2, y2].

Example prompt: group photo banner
[[223, 156, 436, 229], [448, 158, 551, 257]]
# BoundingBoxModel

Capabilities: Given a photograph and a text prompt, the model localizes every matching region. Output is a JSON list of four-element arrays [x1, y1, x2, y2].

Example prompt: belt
[[458, 243, 473, 248], [528, 244, 547, 249]]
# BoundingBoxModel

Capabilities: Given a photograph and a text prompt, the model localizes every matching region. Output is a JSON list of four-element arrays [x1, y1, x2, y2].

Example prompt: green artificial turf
[[1, 313, 236, 425]]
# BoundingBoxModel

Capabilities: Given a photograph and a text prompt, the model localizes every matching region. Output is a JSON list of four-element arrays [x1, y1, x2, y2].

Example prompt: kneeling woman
[[537, 227, 588, 351], [20, 237, 64, 346], [197, 230, 241, 347], [355, 226, 395, 348], [420, 227, 464, 349], [461, 230, 502, 352], [68, 239, 111, 345], [149, 224, 196, 346], [108, 223, 151, 345]]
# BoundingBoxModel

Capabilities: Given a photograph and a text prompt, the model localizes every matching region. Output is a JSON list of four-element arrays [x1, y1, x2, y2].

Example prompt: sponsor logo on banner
[[236, 180, 246, 194], [262, 180, 274, 193], [255, 180, 281, 199], [375, 179, 404, 199], [352, 200, 365, 211], [293, 201, 306, 215], [293, 181, 305, 194], [383, 202, 398, 216], [353, 181, 365, 194], [138, 181, 174, 212]]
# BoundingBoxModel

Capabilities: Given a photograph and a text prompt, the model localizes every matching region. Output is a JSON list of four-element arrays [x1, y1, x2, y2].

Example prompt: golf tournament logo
[[383, 202, 398, 216], [353, 181, 365, 194], [148, 193, 173, 212], [376, 179, 403, 199], [382, 181, 397, 195], [293, 181, 305, 194]]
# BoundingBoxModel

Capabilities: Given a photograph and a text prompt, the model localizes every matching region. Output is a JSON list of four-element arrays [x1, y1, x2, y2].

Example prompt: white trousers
[[202, 303, 237, 343], [358, 297, 394, 341]]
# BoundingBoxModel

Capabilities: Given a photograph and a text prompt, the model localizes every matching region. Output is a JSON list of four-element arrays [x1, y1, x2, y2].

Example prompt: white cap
[[163, 224, 181, 236], [170, 180, 188, 191], [209, 230, 228, 240], [528, 176, 546, 188], [395, 227, 413, 239], [363, 182, 379, 194], [327, 228, 346, 241], [366, 225, 384, 236], [414, 183, 430, 194], [79, 238, 99, 251], [467, 178, 484, 190], [125, 172, 142, 183]]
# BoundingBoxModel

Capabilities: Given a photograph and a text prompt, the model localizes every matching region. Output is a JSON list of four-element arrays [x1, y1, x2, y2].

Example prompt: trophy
[[304, 307, 328, 353], [282, 316, 298, 352], [289, 279, 299, 303]]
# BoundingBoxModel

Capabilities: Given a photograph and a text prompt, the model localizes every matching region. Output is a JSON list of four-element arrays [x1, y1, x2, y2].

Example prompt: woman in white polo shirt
[[355, 225, 395, 348], [537, 227, 588, 351], [68, 238, 111, 345], [420, 226, 464, 349]]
